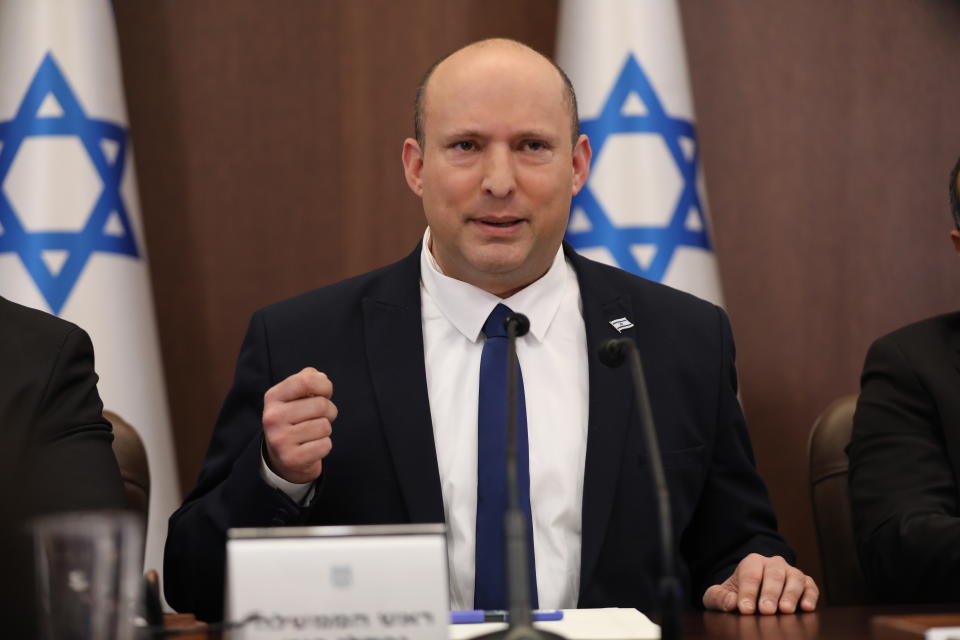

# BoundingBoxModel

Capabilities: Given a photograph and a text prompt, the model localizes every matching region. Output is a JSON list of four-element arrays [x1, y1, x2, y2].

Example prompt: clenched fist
[[262, 367, 338, 484]]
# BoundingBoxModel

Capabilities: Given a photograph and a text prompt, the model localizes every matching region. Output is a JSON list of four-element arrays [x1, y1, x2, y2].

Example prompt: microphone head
[[598, 338, 627, 368], [504, 312, 531, 338]]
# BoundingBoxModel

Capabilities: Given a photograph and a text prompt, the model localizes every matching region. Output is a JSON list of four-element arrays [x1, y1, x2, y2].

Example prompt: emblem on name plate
[[331, 565, 353, 588]]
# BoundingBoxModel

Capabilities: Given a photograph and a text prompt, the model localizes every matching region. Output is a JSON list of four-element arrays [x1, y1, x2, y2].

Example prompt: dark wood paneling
[[680, 0, 960, 586], [114, 0, 960, 594]]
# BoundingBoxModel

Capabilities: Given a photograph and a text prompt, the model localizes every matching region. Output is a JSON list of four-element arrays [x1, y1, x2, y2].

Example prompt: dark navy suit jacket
[[164, 245, 792, 621], [849, 312, 960, 602]]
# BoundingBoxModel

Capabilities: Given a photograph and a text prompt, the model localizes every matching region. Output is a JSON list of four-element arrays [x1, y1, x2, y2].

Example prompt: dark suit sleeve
[[681, 308, 794, 600], [24, 325, 126, 512], [164, 311, 311, 621], [848, 333, 960, 601], [2, 324, 125, 639]]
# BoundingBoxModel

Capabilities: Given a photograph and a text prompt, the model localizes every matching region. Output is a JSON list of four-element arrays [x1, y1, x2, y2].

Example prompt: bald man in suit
[[166, 38, 817, 621]]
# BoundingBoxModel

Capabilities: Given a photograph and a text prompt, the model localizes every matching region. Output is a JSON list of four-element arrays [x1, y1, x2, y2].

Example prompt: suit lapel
[[568, 247, 637, 601], [362, 247, 445, 523]]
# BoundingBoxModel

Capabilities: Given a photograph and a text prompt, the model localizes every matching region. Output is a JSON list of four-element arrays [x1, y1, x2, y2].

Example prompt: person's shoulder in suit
[[849, 310, 960, 602], [0, 293, 84, 354], [865, 311, 960, 363], [255, 246, 421, 330], [0, 294, 101, 438], [0, 294, 124, 506]]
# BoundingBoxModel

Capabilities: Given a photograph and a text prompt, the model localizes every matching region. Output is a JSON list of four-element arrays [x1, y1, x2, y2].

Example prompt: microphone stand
[[598, 338, 682, 640], [477, 314, 563, 640]]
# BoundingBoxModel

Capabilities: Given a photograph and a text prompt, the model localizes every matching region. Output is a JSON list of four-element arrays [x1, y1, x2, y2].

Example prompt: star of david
[[565, 53, 711, 282], [0, 52, 139, 314]]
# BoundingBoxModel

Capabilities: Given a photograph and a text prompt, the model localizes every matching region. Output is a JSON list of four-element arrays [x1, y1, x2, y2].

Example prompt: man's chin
[[463, 255, 552, 297], [472, 253, 535, 278]]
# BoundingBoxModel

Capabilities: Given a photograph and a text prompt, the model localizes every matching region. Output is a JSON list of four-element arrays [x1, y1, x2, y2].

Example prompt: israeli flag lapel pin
[[609, 317, 634, 333]]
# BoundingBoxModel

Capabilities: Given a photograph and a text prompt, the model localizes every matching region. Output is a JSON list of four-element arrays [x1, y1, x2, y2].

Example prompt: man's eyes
[[522, 140, 549, 152], [447, 140, 550, 152]]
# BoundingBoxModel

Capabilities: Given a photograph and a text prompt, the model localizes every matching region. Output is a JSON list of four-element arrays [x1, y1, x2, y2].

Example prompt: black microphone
[[478, 313, 563, 640], [597, 337, 681, 640], [597, 338, 627, 368], [506, 313, 530, 340]]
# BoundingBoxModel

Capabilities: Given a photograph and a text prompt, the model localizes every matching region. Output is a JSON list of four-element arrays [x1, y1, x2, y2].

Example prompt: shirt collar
[[419, 227, 569, 343]]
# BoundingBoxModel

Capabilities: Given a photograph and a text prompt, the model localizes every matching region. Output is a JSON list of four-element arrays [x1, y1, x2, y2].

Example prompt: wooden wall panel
[[680, 0, 960, 587], [114, 0, 960, 593]]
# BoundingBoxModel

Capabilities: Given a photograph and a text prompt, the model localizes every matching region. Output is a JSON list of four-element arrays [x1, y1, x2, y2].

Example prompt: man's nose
[[481, 145, 516, 198]]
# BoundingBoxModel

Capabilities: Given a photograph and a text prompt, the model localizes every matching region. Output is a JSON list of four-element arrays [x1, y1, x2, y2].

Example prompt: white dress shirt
[[262, 228, 589, 610], [420, 228, 589, 610]]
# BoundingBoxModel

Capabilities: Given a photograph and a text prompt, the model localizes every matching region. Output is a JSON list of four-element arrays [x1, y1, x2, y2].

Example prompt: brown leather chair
[[807, 394, 870, 605], [105, 412, 162, 614], [105, 409, 150, 526]]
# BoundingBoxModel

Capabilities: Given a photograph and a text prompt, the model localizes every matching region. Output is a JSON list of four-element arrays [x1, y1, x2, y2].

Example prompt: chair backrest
[[807, 394, 870, 605], [105, 410, 150, 526]]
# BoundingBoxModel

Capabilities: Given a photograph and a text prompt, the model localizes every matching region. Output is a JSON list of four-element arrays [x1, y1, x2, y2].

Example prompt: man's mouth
[[475, 217, 525, 228]]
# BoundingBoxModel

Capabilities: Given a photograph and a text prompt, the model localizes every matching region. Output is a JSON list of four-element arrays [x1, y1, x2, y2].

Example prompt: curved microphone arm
[[597, 337, 681, 640]]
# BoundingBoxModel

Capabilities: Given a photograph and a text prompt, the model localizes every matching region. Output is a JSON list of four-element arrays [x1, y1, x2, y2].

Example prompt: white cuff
[[260, 450, 315, 505]]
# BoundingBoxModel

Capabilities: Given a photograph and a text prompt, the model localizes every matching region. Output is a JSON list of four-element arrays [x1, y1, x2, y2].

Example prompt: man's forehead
[[426, 42, 563, 102], [435, 125, 561, 143], [425, 49, 565, 116]]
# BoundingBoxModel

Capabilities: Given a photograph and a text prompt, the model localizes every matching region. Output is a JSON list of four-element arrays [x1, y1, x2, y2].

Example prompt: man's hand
[[262, 367, 338, 484], [702, 554, 819, 615]]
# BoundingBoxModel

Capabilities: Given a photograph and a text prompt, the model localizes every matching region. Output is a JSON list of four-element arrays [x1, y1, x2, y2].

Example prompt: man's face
[[402, 43, 591, 297]]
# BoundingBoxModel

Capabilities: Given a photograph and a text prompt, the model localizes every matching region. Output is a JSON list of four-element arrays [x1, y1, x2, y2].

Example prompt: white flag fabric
[[558, 0, 725, 306], [0, 0, 179, 584]]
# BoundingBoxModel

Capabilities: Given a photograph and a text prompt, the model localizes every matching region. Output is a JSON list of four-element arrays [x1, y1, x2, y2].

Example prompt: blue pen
[[450, 610, 564, 624]]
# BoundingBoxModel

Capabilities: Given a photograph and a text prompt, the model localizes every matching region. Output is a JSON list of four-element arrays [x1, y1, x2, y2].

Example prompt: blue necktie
[[474, 303, 538, 610]]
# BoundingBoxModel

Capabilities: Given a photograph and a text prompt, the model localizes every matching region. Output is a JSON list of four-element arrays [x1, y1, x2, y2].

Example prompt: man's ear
[[402, 138, 425, 197], [950, 229, 960, 255], [571, 133, 592, 196]]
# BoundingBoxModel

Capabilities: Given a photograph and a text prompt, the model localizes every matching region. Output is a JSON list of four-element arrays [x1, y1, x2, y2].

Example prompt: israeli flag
[[0, 0, 180, 587], [558, 0, 724, 306]]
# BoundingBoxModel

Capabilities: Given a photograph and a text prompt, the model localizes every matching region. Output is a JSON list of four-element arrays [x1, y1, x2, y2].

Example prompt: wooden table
[[683, 604, 960, 640], [166, 604, 960, 639]]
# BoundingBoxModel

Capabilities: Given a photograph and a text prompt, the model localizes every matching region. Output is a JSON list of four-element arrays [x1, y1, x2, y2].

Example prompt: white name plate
[[226, 524, 449, 640]]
